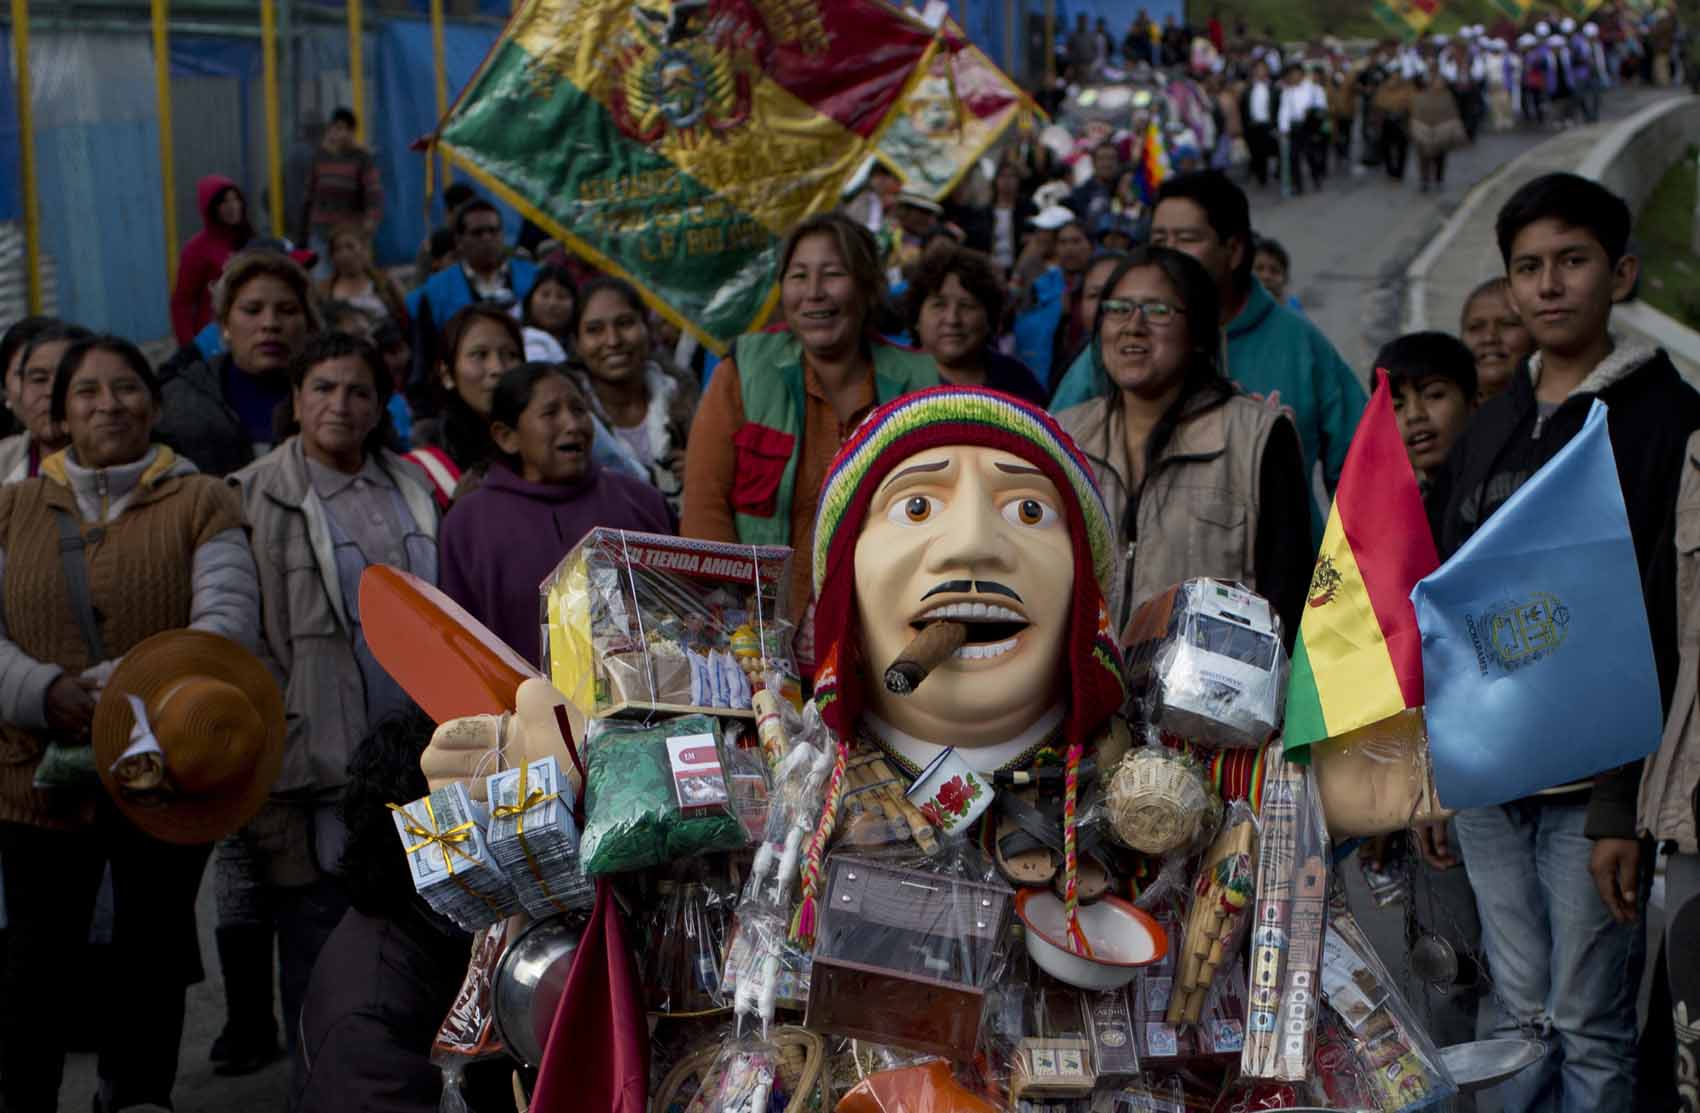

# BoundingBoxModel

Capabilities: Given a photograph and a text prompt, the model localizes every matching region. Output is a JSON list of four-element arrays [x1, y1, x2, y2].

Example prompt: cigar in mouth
[[884, 621, 968, 695]]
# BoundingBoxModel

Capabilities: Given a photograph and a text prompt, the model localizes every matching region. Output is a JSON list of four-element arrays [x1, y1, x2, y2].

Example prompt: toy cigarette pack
[[543, 529, 798, 719]]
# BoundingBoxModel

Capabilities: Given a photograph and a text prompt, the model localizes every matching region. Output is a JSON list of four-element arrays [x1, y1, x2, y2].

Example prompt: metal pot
[[492, 913, 589, 1067]]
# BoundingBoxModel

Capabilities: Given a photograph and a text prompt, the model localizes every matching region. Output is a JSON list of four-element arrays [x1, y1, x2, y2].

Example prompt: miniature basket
[[1106, 747, 1215, 854], [654, 1026, 825, 1113]]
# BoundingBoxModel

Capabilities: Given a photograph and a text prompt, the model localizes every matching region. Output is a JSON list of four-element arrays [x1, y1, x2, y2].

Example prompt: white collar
[[864, 705, 1066, 775]]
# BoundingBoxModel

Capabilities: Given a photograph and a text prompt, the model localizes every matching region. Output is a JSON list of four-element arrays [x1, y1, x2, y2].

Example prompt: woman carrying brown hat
[[0, 334, 261, 1112]]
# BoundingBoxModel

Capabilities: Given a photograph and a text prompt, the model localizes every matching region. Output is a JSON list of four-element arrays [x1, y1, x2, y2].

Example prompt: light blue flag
[[1411, 401, 1661, 810]]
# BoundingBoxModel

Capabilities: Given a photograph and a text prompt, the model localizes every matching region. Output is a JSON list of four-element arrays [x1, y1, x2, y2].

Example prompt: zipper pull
[[1532, 413, 1546, 440]]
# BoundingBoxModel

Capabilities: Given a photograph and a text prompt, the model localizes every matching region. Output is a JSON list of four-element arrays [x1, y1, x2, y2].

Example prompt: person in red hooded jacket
[[171, 175, 255, 345]]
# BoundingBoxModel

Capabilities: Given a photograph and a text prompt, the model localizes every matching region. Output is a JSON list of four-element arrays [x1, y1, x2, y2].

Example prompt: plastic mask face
[[853, 445, 1074, 748]]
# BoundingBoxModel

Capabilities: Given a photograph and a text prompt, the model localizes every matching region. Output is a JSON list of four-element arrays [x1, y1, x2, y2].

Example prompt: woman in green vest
[[682, 212, 939, 656]]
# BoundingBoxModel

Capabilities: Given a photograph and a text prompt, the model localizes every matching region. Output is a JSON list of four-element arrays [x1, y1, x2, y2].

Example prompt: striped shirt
[[306, 145, 383, 231]]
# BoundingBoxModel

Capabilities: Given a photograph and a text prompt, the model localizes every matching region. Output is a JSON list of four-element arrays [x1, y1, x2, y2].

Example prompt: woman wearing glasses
[[1056, 246, 1311, 640]]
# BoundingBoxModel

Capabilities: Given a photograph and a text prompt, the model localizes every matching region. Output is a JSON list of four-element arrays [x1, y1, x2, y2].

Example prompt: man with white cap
[[1440, 33, 1489, 139], [1485, 37, 1522, 131], [1568, 19, 1603, 121]]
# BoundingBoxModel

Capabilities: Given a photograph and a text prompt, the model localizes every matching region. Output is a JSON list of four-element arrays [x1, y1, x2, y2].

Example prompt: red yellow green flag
[[1372, 0, 1441, 37], [1284, 376, 1439, 758], [433, 0, 935, 353], [876, 20, 1042, 201]]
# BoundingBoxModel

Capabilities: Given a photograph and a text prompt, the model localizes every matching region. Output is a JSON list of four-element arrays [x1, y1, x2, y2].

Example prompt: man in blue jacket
[[1050, 171, 1366, 543], [406, 198, 538, 384]]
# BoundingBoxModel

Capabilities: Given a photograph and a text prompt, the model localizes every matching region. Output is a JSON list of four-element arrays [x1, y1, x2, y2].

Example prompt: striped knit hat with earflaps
[[791, 386, 1127, 945]]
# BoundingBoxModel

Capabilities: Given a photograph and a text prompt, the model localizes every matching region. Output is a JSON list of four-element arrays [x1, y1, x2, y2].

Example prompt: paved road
[[58, 84, 1684, 1113], [1253, 86, 1676, 381]]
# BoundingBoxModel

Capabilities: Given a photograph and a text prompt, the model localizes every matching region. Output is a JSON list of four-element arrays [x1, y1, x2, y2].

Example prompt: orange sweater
[[680, 357, 878, 624]]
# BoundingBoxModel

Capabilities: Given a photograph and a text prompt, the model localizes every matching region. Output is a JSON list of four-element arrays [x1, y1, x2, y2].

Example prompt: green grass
[[1212, 0, 1700, 42], [1216, 0, 1512, 42], [1636, 146, 1700, 327]]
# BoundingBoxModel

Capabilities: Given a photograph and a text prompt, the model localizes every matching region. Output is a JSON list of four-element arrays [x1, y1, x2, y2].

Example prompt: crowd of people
[[0, 8, 1693, 1104], [1046, 1, 1691, 199]]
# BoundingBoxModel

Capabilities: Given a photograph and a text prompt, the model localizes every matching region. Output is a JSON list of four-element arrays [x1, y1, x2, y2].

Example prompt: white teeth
[[954, 637, 1019, 661], [915, 602, 1024, 622]]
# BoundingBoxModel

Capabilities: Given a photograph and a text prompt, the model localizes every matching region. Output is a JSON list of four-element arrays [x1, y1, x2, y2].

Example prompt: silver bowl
[[1441, 1038, 1546, 1092], [492, 913, 588, 1067]]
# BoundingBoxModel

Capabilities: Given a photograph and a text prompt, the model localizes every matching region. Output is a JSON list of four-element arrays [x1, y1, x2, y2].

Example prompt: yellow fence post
[[348, 0, 366, 146], [261, 0, 285, 236], [153, 0, 179, 289], [10, 0, 40, 313], [430, 0, 452, 188]]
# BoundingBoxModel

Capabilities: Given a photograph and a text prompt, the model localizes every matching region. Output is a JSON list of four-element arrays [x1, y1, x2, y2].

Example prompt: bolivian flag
[[1135, 118, 1171, 206], [434, 0, 935, 353], [1284, 376, 1438, 758], [1372, 0, 1441, 37], [877, 20, 1042, 201]]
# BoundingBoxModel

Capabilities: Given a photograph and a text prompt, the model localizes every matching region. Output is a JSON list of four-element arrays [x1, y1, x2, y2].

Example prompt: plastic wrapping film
[[430, 918, 521, 1113], [391, 783, 521, 932], [542, 528, 798, 719], [577, 715, 750, 876], [836, 1059, 1002, 1113], [1121, 580, 1289, 750], [1311, 708, 1451, 839], [643, 872, 737, 1016], [804, 853, 1014, 1060], [651, 1026, 827, 1113], [1312, 884, 1458, 1113], [1241, 752, 1329, 1082], [484, 755, 595, 917]]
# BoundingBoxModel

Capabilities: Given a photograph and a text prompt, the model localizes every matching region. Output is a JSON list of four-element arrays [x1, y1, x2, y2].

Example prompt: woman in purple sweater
[[438, 362, 673, 665]]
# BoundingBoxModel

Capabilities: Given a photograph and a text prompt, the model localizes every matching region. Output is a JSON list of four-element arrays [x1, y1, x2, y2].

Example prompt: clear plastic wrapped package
[[652, 1028, 827, 1113], [1312, 708, 1450, 838], [1314, 888, 1458, 1112], [543, 529, 799, 718], [1166, 803, 1258, 1026], [430, 918, 520, 1113], [836, 1059, 1001, 1113], [485, 755, 595, 917], [804, 854, 1014, 1059], [644, 874, 736, 1016], [1120, 580, 1289, 749], [577, 715, 750, 876], [1242, 752, 1330, 1082], [391, 783, 521, 931]]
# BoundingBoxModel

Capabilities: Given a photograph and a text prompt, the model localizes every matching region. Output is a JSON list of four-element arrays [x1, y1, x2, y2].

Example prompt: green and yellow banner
[[435, 0, 936, 352], [876, 19, 1041, 201]]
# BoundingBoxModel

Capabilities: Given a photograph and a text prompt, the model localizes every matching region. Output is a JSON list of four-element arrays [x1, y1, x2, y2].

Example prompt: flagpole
[[431, 0, 453, 188], [10, 0, 41, 313], [261, 0, 285, 236], [153, 0, 179, 290], [347, 0, 366, 147]]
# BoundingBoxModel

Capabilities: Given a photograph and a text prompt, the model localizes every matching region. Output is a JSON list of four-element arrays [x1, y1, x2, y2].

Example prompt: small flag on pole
[[1135, 118, 1171, 206], [1284, 375, 1437, 758]]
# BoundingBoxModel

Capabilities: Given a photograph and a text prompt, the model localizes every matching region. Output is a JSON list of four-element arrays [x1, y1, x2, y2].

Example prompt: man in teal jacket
[[1051, 172, 1365, 544]]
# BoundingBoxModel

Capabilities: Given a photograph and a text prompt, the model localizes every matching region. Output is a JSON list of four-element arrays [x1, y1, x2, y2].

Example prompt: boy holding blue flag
[[1427, 173, 1700, 1113]]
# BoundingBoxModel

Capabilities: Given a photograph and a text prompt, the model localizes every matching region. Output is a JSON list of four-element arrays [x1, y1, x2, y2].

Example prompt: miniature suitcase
[[804, 855, 1012, 1059]]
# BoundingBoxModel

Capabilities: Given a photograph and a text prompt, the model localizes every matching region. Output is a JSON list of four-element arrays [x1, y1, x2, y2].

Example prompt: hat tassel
[[790, 739, 849, 948]]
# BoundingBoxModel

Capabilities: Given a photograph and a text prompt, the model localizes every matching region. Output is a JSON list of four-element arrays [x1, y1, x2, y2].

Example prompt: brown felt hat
[[93, 630, 285, 845]]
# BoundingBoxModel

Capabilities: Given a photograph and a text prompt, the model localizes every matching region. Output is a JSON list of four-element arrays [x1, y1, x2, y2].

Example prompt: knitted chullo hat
[[809, 385, 1125, 755]]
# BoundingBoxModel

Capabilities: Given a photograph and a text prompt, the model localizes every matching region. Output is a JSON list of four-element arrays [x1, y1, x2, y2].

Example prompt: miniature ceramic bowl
[[1016, 889, 1168, 991], [905, 747, 994, 836]]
